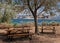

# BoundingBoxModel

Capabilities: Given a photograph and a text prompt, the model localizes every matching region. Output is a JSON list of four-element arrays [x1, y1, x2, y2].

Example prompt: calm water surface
[[11, 18, 60, 23]]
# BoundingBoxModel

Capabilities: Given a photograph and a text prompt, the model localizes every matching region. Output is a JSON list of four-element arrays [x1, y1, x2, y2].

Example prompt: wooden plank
[[8, 33, 34, 37], [43, 29, 54, 30]]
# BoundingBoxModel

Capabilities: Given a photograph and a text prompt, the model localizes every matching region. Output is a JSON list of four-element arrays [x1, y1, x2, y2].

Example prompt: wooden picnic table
[[5, 28, 33, 40], [41, 26, 56, 34]]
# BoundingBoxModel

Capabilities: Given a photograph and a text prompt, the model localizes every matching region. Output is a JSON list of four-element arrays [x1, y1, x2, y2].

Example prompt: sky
[[16, 1, 60, 15]]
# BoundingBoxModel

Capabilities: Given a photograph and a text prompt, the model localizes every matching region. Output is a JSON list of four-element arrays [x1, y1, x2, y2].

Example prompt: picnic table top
[[7, 32, 34, 37], [6, 28, 32, 31]]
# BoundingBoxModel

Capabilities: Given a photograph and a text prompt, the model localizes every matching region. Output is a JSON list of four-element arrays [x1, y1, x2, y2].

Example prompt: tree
[[0, 3, 17, 23], [21, 0, 57, 33], [5, 0, 12, 4], [26, 0, 45, 33]]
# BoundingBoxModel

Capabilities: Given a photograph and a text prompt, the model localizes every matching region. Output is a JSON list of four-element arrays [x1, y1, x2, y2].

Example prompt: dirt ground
[[0, 33, 60, 43]]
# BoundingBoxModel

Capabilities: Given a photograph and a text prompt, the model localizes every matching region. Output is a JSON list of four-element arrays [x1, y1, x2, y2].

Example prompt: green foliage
[[50, 12, 55, 16], [13, 23, 18, 27], [0, 3, 17, 23], [1, 9, 10, 23], [48, 21, 59, 26]]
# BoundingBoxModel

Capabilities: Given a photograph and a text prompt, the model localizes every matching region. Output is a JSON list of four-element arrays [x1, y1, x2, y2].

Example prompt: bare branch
[[34, 0, 37, 12], [36, 0, 45, 10], [27, 0, 34, 15], [38, 7, 46, 16]]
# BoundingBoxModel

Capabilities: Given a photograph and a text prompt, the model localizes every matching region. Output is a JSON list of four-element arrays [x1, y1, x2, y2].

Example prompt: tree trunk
[[41, 24, 43, 33], [34, 16, 38, 33], [41, 19, 44, 33]]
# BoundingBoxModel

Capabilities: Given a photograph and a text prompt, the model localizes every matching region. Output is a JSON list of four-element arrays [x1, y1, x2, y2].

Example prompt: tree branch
[[36, 0, 45, 10], [27, 0, 34, 16], [38, 7, 46, 16]]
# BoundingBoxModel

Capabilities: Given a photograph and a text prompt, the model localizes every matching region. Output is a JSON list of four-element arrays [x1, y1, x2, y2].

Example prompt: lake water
[[11, 18, 60, 24]]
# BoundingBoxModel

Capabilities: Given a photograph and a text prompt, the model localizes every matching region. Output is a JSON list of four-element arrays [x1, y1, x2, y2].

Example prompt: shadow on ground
[[0, 34, 54, 43]]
